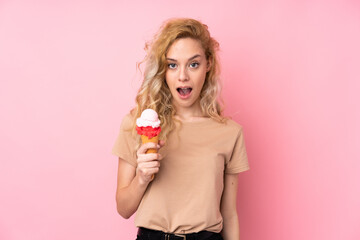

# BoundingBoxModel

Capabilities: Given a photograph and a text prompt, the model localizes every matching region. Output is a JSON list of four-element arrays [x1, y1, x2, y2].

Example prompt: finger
[[138, 161, 160, 169], [137, 153, 162, 163], [137, 142, 160, 155], [137, 142, 158, 155], [158, 140, 165, 148], [138, 166, 159, 177], [147, 167, 160, 175]]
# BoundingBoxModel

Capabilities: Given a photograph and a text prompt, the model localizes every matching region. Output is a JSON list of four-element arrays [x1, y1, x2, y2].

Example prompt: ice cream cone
[[141, 135, 159, 154], [141, 135, 159, 180], [136, 109, 161, 181]]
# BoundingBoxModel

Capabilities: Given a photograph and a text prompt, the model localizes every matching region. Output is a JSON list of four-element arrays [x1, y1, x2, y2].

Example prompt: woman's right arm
[[115, 141, 164, 219]]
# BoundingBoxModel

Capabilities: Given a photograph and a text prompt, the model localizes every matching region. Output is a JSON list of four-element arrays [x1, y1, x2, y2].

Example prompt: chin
[[175, 98, 199, 109]]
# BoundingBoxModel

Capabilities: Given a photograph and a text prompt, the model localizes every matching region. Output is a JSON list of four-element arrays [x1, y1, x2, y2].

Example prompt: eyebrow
[[166, 54, 201, 62]]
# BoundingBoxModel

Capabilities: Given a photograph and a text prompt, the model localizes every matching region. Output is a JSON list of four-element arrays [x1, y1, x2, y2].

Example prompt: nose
[[178, 66, 189, 82]]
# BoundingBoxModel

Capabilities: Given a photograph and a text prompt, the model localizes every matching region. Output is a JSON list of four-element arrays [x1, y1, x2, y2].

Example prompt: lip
[[176, 86, 192, 100]]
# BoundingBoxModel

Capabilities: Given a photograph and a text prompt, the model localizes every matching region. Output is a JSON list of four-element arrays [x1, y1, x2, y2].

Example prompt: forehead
[[166, 38, 205, 59]]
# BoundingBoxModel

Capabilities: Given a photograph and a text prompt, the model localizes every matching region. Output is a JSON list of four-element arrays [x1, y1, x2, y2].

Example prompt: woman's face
[[165, 38, 210, 113]]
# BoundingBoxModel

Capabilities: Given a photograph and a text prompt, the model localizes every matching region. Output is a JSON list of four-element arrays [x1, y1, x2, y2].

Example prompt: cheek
[[165, 72, 176, 87], [195, 72, 206, 89], [165, 72, 170, 87]]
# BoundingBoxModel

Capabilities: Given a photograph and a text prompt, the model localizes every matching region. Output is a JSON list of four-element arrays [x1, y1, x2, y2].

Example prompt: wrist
[[134, 173, 149, 189]]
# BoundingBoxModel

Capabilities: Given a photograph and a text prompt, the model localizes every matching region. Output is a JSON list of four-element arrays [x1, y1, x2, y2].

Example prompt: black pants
[[136, 227, 224, 240]]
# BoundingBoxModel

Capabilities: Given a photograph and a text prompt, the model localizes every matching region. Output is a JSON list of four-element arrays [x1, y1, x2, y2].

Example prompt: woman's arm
[[115, 141, 164, 219], [115, 158, 146, 219], [220, 173, 240, 240]]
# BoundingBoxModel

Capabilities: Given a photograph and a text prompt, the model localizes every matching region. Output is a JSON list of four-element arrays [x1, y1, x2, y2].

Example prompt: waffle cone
[[141, 135, 159, 181], [141, 135, 159, 154]]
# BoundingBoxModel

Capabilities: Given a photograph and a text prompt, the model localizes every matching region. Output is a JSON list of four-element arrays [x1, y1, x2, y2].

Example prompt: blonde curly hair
[[130, 18, 226, 143]]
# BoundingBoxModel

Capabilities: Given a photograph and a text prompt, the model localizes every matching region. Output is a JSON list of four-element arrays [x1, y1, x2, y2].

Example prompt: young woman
[[112, 18, 250, 240]]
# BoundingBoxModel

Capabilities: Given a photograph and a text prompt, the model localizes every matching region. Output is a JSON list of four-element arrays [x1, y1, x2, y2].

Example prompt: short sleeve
[[111, 114, 138, 167], [225, 127, 250, 174]]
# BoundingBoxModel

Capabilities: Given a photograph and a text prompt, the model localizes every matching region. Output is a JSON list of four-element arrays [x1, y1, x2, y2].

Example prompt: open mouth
[[176, 87, 192, 97]]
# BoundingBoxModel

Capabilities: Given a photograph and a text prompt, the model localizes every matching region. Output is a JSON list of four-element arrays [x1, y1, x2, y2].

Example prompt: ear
[[206, 58, 212, 72]]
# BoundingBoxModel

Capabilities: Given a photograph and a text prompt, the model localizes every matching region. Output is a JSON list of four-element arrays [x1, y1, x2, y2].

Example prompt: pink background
[[1, 0, 359, 239]]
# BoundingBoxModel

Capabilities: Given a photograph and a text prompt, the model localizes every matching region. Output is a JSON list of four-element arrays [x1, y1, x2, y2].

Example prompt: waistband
[[137, 227, 219, 240]]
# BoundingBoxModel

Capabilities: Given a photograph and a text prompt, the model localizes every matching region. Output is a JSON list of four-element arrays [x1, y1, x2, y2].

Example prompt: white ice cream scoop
[[136, 109, 161, 128]]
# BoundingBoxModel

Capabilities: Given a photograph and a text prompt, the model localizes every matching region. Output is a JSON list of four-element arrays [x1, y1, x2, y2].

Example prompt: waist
[[137, 227, 221, 240]]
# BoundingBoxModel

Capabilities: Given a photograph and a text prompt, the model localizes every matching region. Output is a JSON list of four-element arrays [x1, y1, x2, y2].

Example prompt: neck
[[173, 100, 206, 121]]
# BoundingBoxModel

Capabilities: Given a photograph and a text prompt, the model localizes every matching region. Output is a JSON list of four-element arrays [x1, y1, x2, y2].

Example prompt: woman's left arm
[[220, 173, 240, 240]]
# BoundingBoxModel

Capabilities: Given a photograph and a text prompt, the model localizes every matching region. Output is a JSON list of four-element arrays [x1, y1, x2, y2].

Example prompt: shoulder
[[120, 112, 136, 131], [210, 117, 244, 133], [223, 118, 244, 131], [201, 117, 244, 140]]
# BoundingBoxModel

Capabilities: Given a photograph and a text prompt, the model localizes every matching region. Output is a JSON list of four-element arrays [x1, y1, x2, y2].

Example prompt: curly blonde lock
[[130, 18, 226, 145]]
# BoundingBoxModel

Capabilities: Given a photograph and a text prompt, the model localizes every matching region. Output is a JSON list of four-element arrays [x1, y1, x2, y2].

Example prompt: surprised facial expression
[[165, 38, 210, 112]]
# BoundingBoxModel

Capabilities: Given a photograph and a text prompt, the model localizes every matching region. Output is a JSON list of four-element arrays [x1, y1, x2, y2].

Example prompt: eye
[[189, 62, 199, 68], [168, 63, 177, 69]]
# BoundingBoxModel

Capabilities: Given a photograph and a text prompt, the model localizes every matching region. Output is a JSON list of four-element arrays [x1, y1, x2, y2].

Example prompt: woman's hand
[[136, 140, 165, 185]]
